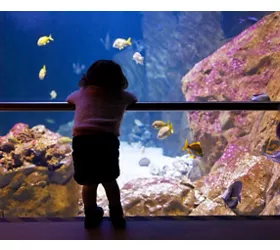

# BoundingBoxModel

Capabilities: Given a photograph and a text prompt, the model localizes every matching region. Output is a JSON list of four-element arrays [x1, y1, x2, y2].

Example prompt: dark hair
[[79, 60, 128, 90]]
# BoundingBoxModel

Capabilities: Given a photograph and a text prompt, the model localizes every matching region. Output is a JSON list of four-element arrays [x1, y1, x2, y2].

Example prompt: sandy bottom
[[97, 141, 174, 195]]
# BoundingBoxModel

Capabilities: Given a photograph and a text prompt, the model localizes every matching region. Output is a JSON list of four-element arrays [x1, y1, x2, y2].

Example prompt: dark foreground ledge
[[0, 102, 279, 111]]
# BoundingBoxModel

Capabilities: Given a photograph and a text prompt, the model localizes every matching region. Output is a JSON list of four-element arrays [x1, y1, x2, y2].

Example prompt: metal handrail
[[0, 102, 279, 111]]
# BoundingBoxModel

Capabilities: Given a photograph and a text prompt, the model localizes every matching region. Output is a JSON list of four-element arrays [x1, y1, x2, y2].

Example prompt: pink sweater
[[66, 86, 137, 137]]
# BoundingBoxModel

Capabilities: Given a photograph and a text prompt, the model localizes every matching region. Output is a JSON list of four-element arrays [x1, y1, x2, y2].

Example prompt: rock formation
[[182, 11, 280, 172], [0, 123, 79, 217], [179, 11, 280, 215]]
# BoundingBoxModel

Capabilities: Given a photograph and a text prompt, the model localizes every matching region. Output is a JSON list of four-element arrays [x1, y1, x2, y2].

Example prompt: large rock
[[0, 123, 80, 217], [182, 12, 280, 172], [192, 139, 280, 215], [92, 177, 203, 216]]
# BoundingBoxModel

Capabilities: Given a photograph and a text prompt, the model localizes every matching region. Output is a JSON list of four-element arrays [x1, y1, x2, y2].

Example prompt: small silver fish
[[134, 119, 144, 127], [221, 181, 242, 209], [251, 93, 271, 102]]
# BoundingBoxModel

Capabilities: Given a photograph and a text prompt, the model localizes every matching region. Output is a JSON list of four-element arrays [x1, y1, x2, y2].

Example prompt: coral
[[0, 123, 79, 217], [182, 11, 280, 172], [176, 12, 280, 215]]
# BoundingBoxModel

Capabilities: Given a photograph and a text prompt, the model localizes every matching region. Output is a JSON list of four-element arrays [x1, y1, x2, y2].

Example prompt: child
[[66, 60, 137, 229]]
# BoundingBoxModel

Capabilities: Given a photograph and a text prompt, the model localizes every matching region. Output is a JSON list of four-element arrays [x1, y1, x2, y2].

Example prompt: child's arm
[[66, 90, 79, 104]]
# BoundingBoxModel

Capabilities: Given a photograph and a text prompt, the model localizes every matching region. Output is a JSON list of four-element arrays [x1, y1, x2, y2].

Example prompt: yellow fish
[[39, 65, 47, 80], [182, 139, 203, 158], [157, 122, 174, 139], [58, 137, 72, 144], [8, 136, 21, 144], [152, 120, 168, 129], [50, 90, 57, 100], [37, 34, 54, 46], [112, 37, 132, 50]]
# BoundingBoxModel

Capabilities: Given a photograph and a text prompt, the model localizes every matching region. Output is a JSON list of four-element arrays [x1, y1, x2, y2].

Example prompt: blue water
[[0, 11, 272, 134]]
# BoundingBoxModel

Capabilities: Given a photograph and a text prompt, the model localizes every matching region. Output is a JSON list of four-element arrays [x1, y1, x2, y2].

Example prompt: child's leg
[[82, 184, 104, 229], [102, 180, 121, 206], [102, 180, 126, 229], [82, 184, 98, 207]]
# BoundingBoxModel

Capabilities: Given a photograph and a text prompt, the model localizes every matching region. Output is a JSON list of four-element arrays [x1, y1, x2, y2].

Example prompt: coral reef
[[0, 123, 79, 217], [178, 11, 280, 215], [182, 11, 280, 172]]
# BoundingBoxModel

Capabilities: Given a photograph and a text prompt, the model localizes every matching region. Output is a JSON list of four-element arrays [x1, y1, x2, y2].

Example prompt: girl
[[66, 60, 137, 229]]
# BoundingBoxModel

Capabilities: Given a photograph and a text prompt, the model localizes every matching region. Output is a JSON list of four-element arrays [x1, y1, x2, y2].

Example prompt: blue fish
[[221, 181, 243, 209], [264, 151, 280, 164], [239, 16, 259, 24], [251, 93, 271, 102]]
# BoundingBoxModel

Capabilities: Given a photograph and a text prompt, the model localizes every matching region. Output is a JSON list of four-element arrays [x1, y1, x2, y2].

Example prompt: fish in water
[[221, 181, 243, 209], [7, 135, 21, 144], [100, 31, 111, 51], [157, 122, 174, 139], [182, 139, 203, 159], [37, 34, 54, 46], [73, 62, 86, 75], [58, 136, 72, 144], [264, 151, 280, 164], [133, 39, 145, 52], [140, 146, 145, 155], [239, 16, 258, 24], [152, 120, 168, 129], [45, 118, 55, 124], [132, 52, 144, 65], [50, 90, 57, 100], [112, 37, 132, 50], [251, 93, 271, 102], [134, 119, 144, 127], [39, 65, 47, 80]]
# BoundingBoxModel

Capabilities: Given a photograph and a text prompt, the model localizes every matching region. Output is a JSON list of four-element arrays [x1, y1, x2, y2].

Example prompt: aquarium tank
[[1, 10, 280, 217]]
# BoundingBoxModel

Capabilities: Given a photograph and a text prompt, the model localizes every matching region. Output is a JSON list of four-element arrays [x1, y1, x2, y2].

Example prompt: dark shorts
[[72, 133, 120, 185]]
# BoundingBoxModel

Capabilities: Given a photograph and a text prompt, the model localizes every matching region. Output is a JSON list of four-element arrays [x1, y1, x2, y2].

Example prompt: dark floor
[[0, 216, 280, 240]]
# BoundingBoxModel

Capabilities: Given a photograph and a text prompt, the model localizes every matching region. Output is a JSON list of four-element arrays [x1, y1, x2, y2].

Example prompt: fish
[[58, 136, 72, 144], [37, 34, 54, 46], [50, 90, 57, 100], [140, 146, 145, 155], [264, 151, 280, 164], [7, 135, 21, 144], [73, 62, 86, 75], [264, 138, 280, 154], [157, 122, 174, 139], [152, 120, 168, 129], [182, 139, 203, 159], [251, 93, 271, 102], [133, 39, 145, 52], [112, 37, 132, 50], [221, 180, 243, 209], [45, 118, 55, 124], [39, 65, 47, 80], [239, 16, 258, 24], [134, 119, 144, 127], [100, 31, 111, 51], [132, 52, 144, 65]]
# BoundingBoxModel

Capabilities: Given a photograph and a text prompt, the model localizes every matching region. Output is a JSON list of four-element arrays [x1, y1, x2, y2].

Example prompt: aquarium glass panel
[[0, 110, 277, 217]]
